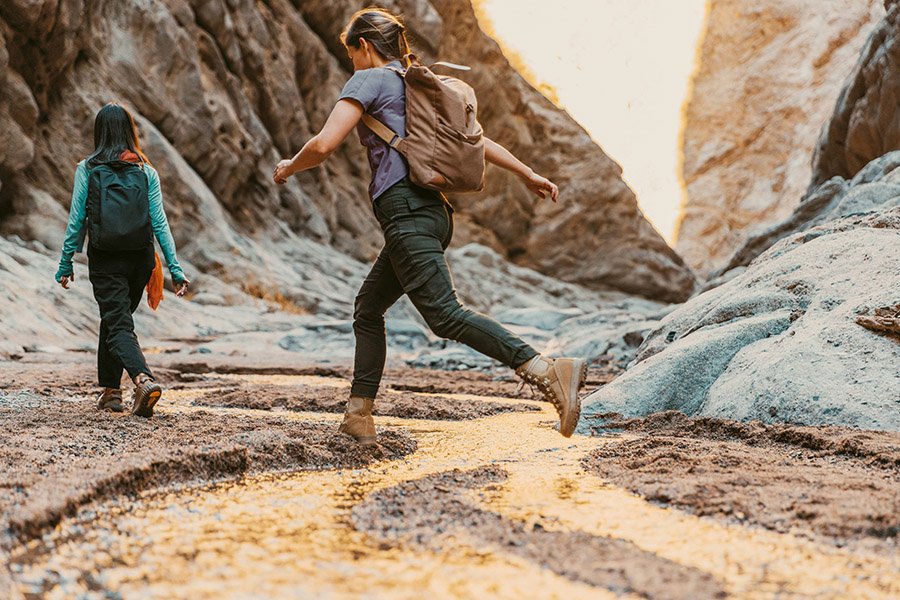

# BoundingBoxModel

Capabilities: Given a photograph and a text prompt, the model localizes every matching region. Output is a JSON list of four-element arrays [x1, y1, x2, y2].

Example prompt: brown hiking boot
[[338, 395, 377, 446], [131, 375, 162, 418], [516, 355, 587, 437], [97, 388, 124, 412]]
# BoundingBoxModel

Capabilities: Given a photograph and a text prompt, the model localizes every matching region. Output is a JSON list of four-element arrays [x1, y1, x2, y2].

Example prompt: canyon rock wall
[[0, 0, 695, 313], [810, 0, 900, 188], [586, 3, 900, 430], [718, 0, 900, 274], [676, 0, 885, 277]]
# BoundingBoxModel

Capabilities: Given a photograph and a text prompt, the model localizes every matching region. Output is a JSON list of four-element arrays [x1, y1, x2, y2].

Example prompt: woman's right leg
[[97, 320, 124, 389], [383, 217, 538, 371], [342, 247, 405, 445], [350, 247, 405, 399]]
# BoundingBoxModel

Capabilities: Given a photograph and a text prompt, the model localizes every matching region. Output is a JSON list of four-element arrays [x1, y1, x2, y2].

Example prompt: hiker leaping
[[273, 8, 587, 445]]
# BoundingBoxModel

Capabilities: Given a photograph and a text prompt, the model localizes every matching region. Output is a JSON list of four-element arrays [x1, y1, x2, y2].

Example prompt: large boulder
[[0, 0, 694, 304], [579, 186, 900, 431], [676, 0, 884, 277]]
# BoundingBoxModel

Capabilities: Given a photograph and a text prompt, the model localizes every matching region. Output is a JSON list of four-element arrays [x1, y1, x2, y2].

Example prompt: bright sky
[[476, 0, 708, 242]]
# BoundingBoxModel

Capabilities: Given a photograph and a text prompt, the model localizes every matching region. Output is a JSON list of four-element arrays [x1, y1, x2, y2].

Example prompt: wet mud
[[353, 466, 727, 599], [192, 382, 539, 420], [584, 411, 900, 547]]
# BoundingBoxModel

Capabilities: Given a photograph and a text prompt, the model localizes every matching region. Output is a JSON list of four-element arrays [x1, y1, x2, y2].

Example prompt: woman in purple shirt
[[274, 8, 587, 444]]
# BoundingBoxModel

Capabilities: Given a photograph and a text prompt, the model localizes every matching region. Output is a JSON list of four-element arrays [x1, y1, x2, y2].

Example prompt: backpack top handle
[[402, 52, 471, 72]]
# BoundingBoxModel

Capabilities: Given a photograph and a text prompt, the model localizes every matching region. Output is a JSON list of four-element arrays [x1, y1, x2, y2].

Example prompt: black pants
[[88, 245, 155, 388], [351, 178, 538, 398]]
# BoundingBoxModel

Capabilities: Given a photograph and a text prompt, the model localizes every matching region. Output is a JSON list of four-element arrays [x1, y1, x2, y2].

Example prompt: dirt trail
[[192, 380, 538, 420], [584, 412, 900, 545], [2, 358, 898, 599], [354, 467, 727, 599]]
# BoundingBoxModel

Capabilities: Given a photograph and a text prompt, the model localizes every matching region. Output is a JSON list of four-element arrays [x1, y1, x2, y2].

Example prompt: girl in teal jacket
[[56, 103, 189, 417]]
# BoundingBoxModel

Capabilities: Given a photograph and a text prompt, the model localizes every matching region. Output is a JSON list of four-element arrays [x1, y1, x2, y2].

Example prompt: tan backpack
[[361, 54, 486, 194]]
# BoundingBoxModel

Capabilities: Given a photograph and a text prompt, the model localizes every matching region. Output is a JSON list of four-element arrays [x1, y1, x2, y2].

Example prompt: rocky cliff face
[[675, 0, 884, 277], [582, 1, 900, 431], [810, 0, 900, 188], [717, 0, 900, 275], [0, 0, 695, 313]]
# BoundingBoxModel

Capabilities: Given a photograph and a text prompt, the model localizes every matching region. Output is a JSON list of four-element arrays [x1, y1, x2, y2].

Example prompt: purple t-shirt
[[339, 60, 409, 201]]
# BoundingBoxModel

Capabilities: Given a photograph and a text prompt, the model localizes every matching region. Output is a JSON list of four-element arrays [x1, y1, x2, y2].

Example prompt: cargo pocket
[[403, 190, 449, 237], [398, 257, 441, 296], [403, 189, 445, 211]]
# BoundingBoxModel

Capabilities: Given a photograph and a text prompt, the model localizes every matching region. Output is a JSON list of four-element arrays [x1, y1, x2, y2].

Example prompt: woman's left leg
[[383, 206, 539, 371], [96, 320, 126, 412]]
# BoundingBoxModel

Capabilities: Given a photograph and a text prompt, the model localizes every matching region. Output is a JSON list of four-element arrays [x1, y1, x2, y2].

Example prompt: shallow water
[[10, 375, 900, 599]]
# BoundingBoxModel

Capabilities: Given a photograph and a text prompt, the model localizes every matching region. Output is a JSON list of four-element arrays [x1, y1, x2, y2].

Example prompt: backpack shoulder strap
[[361, 114, 403, 149], [360, 63, 407, 147]]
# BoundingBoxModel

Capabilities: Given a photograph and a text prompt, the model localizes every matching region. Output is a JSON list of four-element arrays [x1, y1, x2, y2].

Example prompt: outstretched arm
[[484, 137, 559, 202], [273, 99, 363, 183]]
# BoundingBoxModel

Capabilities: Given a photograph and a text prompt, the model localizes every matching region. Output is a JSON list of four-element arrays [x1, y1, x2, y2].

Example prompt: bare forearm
[[484, 137, 533, 179], [483, 136, 560, 202], [286, 136, 332, 175]]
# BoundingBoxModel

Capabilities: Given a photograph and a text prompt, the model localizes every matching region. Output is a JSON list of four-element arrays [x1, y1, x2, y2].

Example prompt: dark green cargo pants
[[351, 177, 539, 398]]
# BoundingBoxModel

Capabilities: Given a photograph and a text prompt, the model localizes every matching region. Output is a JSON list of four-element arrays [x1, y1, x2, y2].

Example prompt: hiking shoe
[[516, 355, 587, 437], [131, 377, 162, 418], [97, 388, 124, 412], [338, 395, 377, 446]]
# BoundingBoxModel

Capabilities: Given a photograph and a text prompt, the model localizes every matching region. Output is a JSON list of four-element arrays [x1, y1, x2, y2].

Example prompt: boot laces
[[516, 369, 560, 411]]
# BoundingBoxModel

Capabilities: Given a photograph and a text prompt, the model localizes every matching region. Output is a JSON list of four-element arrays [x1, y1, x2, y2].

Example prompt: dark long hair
[[85, 103, 150, 168], [341, 8, 410, 62]]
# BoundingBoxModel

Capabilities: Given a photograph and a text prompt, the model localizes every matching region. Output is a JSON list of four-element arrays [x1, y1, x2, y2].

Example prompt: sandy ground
[[584, 412, 900, 550], [353, 466, 728, 599], [0, 356, 547, 545], [2, 352, 897, 598]]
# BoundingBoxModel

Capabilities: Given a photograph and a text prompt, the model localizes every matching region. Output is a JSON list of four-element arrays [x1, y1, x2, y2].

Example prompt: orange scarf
[[119, 150, 164, 311], [147, 252, 164, 310]]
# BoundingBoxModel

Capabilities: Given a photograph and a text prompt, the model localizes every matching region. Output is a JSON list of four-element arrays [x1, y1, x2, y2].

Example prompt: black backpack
[[85, 160, 153, 251]]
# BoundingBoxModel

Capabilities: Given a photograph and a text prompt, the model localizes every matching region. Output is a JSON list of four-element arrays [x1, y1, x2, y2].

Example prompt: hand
[[175, 278, 190, 298], [273, 159, 294, 185], [59, 273, 74, 289], [523, 170, 559, 202]]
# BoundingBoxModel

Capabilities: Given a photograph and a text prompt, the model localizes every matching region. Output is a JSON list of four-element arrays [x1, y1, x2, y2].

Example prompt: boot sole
[[132, 384, 162, 418], [560, 359, 587, 438]]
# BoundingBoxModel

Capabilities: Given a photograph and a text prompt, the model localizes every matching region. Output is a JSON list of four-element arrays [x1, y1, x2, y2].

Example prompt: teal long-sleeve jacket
[[55, 161, 186, 284]]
